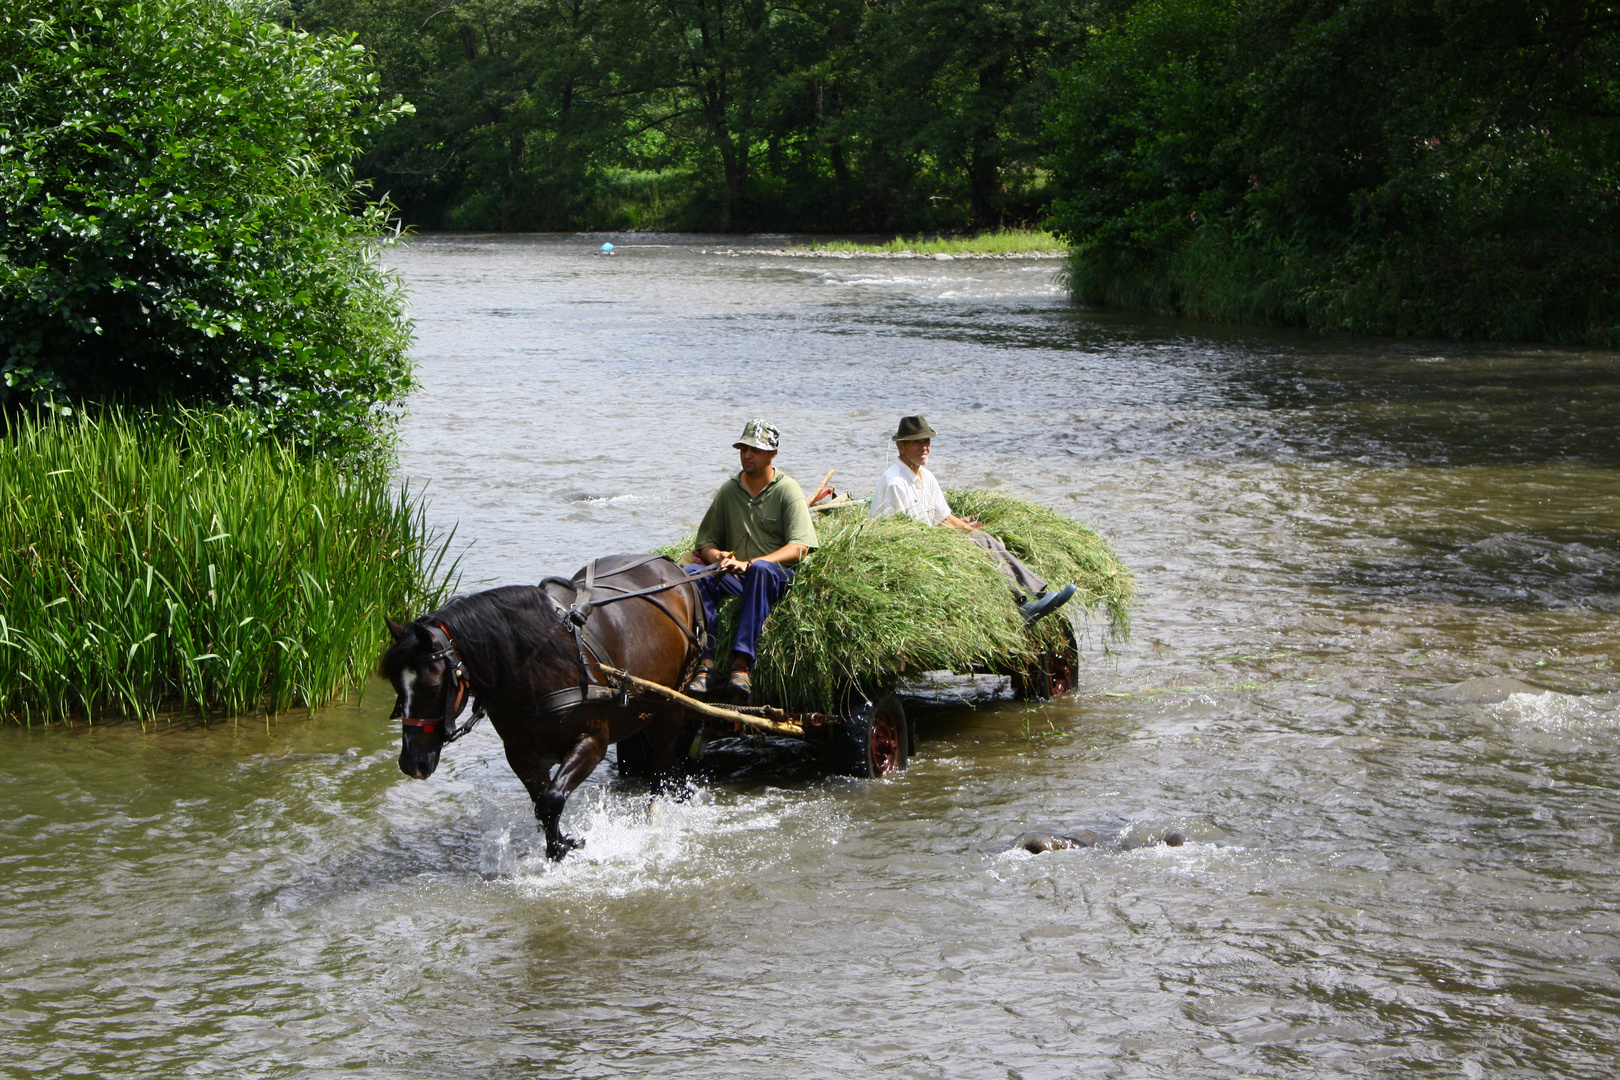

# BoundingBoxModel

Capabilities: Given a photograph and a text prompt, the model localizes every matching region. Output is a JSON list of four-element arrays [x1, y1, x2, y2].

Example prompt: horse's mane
[[379, 585, 572, 696]]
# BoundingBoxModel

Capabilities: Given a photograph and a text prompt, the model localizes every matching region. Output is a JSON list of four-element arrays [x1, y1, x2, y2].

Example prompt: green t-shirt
[[695, 471, 819, 562]]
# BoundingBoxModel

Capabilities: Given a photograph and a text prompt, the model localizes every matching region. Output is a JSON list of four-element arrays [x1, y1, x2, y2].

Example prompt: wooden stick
[[808, 468, 835, 505], [597, 664, 804, 736]]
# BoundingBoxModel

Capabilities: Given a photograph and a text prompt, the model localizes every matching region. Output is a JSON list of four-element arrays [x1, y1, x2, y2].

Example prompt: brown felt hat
[[891, 415, 937, 441]]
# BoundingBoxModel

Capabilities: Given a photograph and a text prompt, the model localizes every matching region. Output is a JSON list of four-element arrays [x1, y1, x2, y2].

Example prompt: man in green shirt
[[684, 419, 819, 701]]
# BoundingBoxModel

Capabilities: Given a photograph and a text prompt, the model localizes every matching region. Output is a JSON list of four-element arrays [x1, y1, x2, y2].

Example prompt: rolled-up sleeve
[[777, 479, 819, 550]]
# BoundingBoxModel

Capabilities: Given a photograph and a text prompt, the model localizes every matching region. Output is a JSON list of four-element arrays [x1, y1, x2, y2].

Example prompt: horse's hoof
[[545, 835, 585, 861]]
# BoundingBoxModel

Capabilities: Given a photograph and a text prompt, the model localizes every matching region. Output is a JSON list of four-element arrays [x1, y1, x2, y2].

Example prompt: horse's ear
[[413, 624, 436, 651], [385, 617, 410, 640]]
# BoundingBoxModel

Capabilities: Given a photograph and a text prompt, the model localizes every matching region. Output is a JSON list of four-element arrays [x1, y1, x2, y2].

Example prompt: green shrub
[[0, 0, 415, 455], [0, 407, 456, 723]]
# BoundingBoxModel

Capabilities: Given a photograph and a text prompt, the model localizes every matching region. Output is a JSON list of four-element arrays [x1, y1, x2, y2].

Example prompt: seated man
[[870, 415, 1075, 624], [684, 419, 819, 700]]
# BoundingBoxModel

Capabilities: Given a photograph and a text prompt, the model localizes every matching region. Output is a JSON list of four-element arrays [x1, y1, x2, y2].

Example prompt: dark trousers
[[969, 531, 1048, 602], [684, 560, 793, 662]]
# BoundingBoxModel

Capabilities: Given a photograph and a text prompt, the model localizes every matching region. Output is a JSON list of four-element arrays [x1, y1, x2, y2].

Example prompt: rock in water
[[1015, 832, 1093, 854]]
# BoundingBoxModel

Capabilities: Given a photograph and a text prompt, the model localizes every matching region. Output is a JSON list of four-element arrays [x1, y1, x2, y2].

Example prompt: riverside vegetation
[[807, 230, 1065, 256], [0, 409, 454, 724], [291, 0, 1619, 344], [1, 0, 448, 723], [1045, 0, 1620, 344], [1, 0, 415, 456]]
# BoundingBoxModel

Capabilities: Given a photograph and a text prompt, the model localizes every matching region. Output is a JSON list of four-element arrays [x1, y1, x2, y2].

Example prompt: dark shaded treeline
[[290, 0, 1115, 232], [281, 0, 1618, 342], [1046, 0, 1620, 343]]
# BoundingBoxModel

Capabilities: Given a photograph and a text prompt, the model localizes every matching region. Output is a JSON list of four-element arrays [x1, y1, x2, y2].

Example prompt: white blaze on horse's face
[[400, 668, 420, 722]]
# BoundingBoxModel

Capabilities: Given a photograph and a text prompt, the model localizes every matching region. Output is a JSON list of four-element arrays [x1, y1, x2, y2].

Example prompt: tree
[[0, 0, 414, 453], [1045, 0, 1620, 341]]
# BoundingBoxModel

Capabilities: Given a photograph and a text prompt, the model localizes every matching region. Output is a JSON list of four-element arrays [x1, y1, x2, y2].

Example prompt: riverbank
[[706, 246, 1065, 260], [1064, 228, 1620, 346], [0, 408, 455, 724], [690, 228, 1065, 261], [808, 229, 1065, 255]]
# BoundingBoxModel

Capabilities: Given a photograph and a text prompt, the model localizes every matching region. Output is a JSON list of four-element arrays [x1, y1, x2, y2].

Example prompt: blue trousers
[[684, 560, 793, 662]]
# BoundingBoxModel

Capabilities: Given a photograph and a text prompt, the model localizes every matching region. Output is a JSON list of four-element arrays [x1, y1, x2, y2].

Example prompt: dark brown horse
[[380, 554, 706, 860]]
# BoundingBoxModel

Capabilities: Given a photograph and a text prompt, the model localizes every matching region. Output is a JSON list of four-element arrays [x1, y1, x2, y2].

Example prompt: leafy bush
[[0, 0, 415, 454], [0, 407, 456, 723]]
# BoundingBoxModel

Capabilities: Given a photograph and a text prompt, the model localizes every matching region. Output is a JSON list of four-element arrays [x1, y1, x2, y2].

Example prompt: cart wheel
[[616, 730, 655, 779], [838, 692, 908, 777], [1045, 644, 1077, 698], [1017, 641, 1079, 701]]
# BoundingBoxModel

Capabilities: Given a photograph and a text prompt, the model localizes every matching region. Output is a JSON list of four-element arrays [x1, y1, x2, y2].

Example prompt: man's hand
[[717, 553, 750, 575], [944, 514, 983, 532]]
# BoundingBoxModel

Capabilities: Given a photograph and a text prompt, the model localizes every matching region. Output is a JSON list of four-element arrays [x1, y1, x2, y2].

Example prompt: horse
[[380, 554, 708, 861]]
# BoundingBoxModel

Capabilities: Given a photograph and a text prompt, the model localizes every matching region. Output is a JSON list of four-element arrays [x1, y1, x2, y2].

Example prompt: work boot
[[686, 660, 714, 697], [1019, 583, 1077, 625], [726, 657, 752, 703]]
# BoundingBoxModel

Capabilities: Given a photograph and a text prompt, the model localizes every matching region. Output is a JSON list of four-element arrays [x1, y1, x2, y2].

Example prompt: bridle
[[392, 622, 485, 744]]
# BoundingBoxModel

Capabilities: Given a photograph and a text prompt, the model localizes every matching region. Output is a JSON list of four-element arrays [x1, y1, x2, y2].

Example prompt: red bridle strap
[[400, 623, 470, 732]]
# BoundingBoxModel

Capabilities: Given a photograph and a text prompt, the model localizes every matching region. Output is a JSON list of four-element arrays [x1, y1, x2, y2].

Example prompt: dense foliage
[[0, 0, 415, 453], [1046, 0, 1620, 343], [0, 408, 456, 723], [292, 0, 1109, 231]]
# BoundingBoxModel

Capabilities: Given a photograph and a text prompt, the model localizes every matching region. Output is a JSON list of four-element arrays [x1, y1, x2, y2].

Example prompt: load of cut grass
[[656, 493, 1132, 713], [945, 489, 1134, 639], [0, 407, 456, 724]]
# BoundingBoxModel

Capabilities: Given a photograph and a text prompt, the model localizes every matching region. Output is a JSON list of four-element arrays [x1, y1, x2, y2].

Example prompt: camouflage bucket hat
[[733, 418, 781, 451]]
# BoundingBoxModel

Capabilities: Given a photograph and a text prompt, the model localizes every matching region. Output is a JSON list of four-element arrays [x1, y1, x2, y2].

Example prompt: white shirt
[[870, 460, 951, 525]]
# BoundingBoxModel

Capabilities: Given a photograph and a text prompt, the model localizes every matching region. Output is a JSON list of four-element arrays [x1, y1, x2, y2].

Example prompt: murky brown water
[[4, 234, 1619, 1079]]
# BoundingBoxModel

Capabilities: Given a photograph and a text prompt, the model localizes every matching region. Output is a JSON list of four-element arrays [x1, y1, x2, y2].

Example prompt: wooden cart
[[602, 624, 1077, 780]]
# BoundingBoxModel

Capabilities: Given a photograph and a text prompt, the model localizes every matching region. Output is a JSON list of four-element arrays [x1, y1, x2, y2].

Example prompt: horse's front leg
[[534, 721, 609, 861]]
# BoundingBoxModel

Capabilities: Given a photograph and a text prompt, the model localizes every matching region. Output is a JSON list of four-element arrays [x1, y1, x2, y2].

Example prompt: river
[[3, 234, 1618, 1079]]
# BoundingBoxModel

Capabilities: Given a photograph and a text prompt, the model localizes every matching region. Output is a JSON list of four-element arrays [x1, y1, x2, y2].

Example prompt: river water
[[4, 234, 1619, 1079]]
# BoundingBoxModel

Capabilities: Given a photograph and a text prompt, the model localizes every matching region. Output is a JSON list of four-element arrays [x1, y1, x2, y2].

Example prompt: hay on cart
[[656, 491, 1134, 714]]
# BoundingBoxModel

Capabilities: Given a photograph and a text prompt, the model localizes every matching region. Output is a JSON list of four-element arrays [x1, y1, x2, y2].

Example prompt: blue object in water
[[600, 242, 614, 253]]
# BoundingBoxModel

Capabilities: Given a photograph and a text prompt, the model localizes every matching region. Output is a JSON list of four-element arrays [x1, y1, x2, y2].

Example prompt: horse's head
[[381, 617, 471, 781]]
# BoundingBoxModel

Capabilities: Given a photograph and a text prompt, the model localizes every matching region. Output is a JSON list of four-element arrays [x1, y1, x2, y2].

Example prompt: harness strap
[[531, 557, 716, 718], [535, 683, 624, 714]]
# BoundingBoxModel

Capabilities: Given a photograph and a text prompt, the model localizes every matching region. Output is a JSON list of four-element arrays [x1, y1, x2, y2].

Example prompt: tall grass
[[0, 407, 456, 723], [809, 229, 1065, 255]]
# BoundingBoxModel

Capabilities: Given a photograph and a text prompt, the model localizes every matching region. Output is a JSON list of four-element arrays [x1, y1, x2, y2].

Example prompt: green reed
[[0, 407, 456, 723]]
